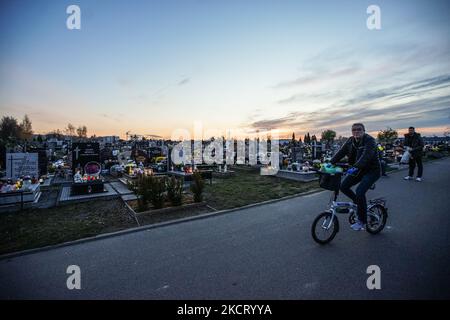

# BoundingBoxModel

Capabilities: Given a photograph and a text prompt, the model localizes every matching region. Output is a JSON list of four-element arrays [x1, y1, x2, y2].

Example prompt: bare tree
[[65, 123, 76, 136], [444, 127, 450, 137], [77, 125, 88, 138], [19, 114, 33, 141]]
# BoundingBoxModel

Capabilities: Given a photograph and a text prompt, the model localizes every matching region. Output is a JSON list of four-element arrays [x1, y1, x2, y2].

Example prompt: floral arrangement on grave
[[0, 180, 18, 193], [312, 159, 322, 171], [73, 162, 102, 183], [21, 176, 33, 190], [143, 168, 153, 176], [301, 161, 311, 172], [0, 176, 36, 192]]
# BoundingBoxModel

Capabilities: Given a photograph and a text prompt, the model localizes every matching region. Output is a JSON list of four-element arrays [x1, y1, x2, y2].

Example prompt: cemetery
[[1, 117, 449, 254]]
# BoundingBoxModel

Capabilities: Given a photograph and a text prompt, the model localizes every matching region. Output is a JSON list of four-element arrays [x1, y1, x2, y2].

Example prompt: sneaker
[[404, 176, 412, 180], [416, 177, 422, 182], [350, 221, 366, 231]]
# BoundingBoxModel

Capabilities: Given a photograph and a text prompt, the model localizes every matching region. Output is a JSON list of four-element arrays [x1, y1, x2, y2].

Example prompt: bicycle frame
[[319, 164, 385, 230], [323, 190, 358, 229]]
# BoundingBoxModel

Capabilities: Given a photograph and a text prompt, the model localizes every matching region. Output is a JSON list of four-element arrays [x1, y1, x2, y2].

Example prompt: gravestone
[[291, 147, 303, 162], [71, 142, 100, 174], [149, 146, 163, 160], [6, 153, 39, 179], [100, 147, 113, 163], [71, 142, 104, 196], [132, 149, 149, 165]]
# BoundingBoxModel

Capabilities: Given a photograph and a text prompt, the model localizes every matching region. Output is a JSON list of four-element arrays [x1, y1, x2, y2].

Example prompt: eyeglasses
[[352, 128, 363, 132]]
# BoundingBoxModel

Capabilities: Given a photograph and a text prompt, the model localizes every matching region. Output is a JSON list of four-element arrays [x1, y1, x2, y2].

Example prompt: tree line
[[0, 115, 90, 145]]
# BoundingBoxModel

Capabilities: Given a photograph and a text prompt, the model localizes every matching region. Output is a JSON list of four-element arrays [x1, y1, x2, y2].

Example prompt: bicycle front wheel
[[311, 212, 339, 244]]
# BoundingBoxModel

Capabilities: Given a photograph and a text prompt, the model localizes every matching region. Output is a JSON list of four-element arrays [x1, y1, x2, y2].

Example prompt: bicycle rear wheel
[[366, 204, 388, 234], [311, 212, 339, 244]]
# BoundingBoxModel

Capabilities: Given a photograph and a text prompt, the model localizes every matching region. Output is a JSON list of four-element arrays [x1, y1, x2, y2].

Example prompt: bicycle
[[311, 163, 388, 244]]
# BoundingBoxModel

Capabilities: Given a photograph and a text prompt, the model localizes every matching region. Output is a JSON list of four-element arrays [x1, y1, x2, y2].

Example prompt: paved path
[[109, 181, 137, 201], [1, 158, 449, 299]]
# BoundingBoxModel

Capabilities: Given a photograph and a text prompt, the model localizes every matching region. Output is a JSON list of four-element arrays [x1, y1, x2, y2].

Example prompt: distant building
[[98, 136, 120, 145], [396, 136, 449, 144]]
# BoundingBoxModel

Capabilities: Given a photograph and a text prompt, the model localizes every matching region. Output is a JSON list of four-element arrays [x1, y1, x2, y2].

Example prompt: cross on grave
[[74, 147, 80, 160], [8, 154, 13, 178], [313, 141, 317, 159]]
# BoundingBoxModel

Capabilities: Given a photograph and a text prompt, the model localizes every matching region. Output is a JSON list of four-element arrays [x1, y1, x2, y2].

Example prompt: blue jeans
[[340, 170, 380, 224]]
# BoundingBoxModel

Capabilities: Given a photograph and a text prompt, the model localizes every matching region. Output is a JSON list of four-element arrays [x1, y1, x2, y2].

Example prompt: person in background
[[403, 127, 424, 182]]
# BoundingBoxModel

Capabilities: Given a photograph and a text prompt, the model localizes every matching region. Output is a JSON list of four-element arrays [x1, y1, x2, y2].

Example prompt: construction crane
[[126, 132, 164, 141], [126, 131, 142, 141]]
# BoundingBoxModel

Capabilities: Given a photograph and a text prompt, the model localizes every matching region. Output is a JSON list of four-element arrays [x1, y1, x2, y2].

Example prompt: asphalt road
[[1, 158, 450, 299]]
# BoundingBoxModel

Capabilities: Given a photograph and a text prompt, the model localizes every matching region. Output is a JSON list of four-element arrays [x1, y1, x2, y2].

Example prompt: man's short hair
[[409, 126, 415, 130], [352, 123, 365, 131]]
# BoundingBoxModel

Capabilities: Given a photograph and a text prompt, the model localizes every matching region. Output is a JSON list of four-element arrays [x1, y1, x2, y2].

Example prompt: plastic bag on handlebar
[[320, 163, 343, 174]]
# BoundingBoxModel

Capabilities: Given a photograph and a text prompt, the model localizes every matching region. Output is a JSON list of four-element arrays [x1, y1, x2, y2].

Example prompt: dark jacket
[[331, 134, 381, 173], [404, 133, 424, 158]]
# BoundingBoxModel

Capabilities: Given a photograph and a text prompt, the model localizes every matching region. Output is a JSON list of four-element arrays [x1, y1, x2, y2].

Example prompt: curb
[[0, 188, 323, 260]]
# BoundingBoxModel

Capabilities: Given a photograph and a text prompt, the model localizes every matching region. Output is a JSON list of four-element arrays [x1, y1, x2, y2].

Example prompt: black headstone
[[36, 148, 48, 176], [100, 147, 113, 163], [149, 147, 163, 160], [72, 142, 100, 174]]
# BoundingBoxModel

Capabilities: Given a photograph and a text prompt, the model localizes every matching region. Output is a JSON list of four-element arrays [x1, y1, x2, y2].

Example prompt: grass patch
[[127, 194, 196, 212], [204, 167, 320, 210], [0, 199, 137, 255], [136, 205, 212, 226]]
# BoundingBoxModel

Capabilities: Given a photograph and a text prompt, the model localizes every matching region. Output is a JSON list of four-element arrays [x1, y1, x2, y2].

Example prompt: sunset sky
[[1, 0, 449, 139]]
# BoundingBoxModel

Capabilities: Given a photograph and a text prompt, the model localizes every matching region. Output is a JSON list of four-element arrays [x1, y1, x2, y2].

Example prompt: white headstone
[[6, 153, 39, 179]]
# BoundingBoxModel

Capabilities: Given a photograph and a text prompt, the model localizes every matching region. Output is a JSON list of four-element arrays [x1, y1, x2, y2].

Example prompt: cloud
[[274, 39, 450, 108], [249, 79, 450, 132], [273, 66, 360, 89], [98, 113, 121, 122], [148, 77, 191, 104], [178, 78, 190, 86], [316, 96, 450, 128], [338, 74, 450, 107], [117, 78, 132, 88]]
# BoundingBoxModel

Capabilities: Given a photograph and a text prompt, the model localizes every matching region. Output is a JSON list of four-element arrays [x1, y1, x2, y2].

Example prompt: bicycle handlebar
[[333, 162, 350, 168]]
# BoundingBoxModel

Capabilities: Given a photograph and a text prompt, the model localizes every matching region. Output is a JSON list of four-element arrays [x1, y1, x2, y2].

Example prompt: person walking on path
[[403, 126, 424, 182]]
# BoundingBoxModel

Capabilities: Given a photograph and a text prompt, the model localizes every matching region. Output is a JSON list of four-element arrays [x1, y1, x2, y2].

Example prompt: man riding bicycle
[[330, 123, 381, 231]]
